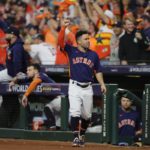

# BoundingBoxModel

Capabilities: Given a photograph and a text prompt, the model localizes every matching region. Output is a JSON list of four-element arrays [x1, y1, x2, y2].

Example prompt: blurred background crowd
[[0, 0, 150, 69]]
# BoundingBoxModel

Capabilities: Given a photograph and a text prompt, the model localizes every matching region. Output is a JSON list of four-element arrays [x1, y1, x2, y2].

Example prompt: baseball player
[[118, 94, 142, 146], [9, 64, 61, 130], [0, 26, 29, 112], [58, 18, 106, 147], [0, 26, 28, 82]]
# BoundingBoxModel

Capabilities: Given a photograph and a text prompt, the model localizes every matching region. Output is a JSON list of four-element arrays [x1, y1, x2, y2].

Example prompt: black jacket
[[119, 30, 149, 64]]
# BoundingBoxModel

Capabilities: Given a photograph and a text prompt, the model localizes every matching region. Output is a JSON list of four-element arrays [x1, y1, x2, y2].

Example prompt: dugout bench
[[0, 83, 118, 143]]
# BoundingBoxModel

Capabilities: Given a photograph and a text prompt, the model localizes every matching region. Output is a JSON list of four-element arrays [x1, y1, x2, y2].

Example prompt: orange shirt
[[93, 32, 113, 59], [44, 29, 57, 48], [24, 77, 42, 97], [95, 18, 114, 59], [55, 47, 69, 65]]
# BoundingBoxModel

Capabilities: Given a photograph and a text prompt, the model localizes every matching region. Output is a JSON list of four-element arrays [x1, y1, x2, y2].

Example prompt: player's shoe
[[79, 135, 85, 147], [72, 137, 80, 147]]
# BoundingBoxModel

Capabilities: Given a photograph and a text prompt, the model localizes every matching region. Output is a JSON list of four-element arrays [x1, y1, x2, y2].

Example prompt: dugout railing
[[143, 84, 150, 145], [0, 83, 118, 143]]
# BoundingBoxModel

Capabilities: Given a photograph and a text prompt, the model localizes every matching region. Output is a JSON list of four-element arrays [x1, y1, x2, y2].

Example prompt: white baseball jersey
[[30, 43, 56, 65]]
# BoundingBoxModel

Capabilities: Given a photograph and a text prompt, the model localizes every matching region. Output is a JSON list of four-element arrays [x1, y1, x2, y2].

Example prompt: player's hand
[[9, 81, 15, 91], [21, 95, 28, 107], [101, 84, 107, 94]]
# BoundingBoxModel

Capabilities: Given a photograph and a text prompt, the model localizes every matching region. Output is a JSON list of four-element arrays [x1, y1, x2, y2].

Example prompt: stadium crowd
[[0, 0, 149, 69]]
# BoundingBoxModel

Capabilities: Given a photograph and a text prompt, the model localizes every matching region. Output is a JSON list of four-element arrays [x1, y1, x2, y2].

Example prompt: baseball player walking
[[58, 19, 106, 147]]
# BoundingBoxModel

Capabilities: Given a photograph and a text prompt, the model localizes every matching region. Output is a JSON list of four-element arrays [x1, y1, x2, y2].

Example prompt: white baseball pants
[[69, 79, 93, 120]]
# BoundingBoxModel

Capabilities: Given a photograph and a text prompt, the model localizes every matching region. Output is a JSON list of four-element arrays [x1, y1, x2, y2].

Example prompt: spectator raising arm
[[85, 1, 98, 25], [92, 1, 111, 25], [75, 1, 89, 30], [58, 25, 66, 50]]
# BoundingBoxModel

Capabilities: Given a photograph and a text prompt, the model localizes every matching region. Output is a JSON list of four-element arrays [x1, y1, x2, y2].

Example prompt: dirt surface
[[0, 139, 149, 150]]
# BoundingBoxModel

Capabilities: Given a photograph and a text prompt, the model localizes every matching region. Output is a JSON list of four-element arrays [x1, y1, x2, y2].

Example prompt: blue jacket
[[6, 38, 28, 77]]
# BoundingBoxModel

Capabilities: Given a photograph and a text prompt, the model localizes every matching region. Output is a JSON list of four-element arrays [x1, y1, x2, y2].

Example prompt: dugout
[[0, 83, 118, 143], [111, 88, 142, 146]]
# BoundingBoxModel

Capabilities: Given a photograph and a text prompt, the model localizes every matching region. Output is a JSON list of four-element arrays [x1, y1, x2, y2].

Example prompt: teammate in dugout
[[58, 18, 107, 147], [9, 64, 61, 130], [118, 93, 142, 146]]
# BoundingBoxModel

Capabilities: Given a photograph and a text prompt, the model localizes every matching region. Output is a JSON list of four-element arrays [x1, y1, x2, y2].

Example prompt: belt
[[72, 81, 91, 88]]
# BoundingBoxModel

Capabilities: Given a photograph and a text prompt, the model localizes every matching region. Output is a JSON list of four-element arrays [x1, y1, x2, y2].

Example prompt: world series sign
[[0, 83, 62, 96]]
